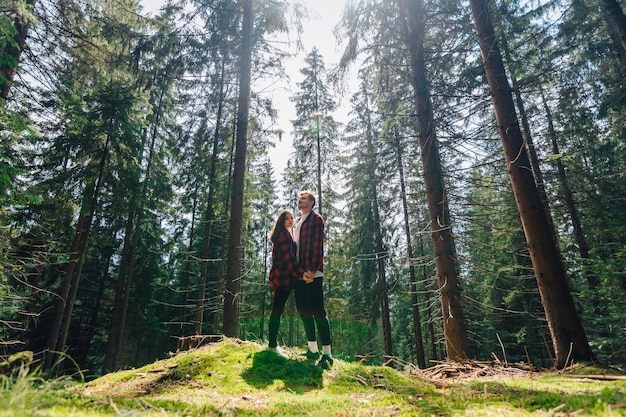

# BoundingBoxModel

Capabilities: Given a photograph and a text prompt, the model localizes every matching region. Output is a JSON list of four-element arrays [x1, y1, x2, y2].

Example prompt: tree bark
[[180, 186, 198, 337], [196, 60, 226, 335], [44, 191, 90, 371], [394, 131, 427, 368], [538, 86, 600, 307], [213, 125, 237, 333], [103, 207, 136, 372], [469, 0, 594, 368], [368, 141, 392, 358], [222, 0, 253, 337], [401, 0, 469, 361], [501, 35, 557, 246], [104, 82, 164, 371], [0, 0, 36, 100], [15, 235, 47, 341], [600, 0, 626, 75], [75, 245, 113, 369], [46, 133, 109, 372]]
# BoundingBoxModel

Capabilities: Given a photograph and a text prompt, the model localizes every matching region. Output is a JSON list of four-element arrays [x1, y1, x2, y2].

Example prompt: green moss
[[2, 340, 625, 416]]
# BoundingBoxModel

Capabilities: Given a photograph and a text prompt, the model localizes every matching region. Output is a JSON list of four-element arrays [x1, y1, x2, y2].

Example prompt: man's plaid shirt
[[269, 229, 304, 294], [297, 210, 324, 273]]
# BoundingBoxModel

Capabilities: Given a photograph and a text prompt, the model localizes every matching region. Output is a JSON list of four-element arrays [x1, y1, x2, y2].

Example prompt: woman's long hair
[[269, 210, 292, 243]]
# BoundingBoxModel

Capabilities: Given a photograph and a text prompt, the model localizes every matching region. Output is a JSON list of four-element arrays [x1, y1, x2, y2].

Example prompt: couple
[[267, 190, 333, 369]]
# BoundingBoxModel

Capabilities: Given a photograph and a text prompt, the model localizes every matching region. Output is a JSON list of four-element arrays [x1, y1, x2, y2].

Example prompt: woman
[[267, 210, 307, 355]]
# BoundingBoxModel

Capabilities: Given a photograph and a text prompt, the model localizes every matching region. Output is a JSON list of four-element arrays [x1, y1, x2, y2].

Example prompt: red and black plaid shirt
[[297, 210, 324, 273], [269, 229, 304, 294]]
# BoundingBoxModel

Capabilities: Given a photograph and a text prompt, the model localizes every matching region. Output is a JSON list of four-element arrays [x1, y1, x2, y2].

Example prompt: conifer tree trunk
[[259, 226, 269, 341], [419, 237, 439, 361], [180, 188, 198, 336], [373, 193, 392, 358], [469, 0, 594, 368], [75, 246, 113, 369], [17, 236, 46, 341], [223, 0, 253, 337], [501, 36, 557, 244], [394, 132, 426, 368], [0, 0, 36, 100], [46, 135, 109, 372], [196, 61, 226, 335], [214, 127, 236, 333], [365, 129, 392, 357], [109, 208, 143, 369], [103, 207, 135, 372], [196, 159, 214, 335], [600, 0, 626, 74], [358, 84, 393, 358], [105, 82, 163, 370], [538, 86, 599, 302], [400, 0, 469, 361]]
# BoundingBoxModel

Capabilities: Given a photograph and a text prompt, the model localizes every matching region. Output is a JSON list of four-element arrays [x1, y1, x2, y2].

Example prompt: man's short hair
[[299, 190, 316, 207]]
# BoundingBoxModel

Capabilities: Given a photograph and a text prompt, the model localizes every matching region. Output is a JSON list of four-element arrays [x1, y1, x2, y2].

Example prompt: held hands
[[303, 270, 315, 283]]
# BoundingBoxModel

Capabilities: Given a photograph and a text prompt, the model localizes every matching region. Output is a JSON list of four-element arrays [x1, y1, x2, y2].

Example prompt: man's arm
[[310, 213, 324, 272]]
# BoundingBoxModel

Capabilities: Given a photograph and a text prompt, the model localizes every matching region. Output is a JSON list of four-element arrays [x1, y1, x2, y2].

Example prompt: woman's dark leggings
[[268, 286, 291, 348]]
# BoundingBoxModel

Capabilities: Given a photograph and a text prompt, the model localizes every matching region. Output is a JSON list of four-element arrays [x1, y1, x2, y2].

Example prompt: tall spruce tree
[[102, 13, 182, 371], [223, 0, 253, 338], [400, 0, 470, 361], [469, 0, 594, 368], [290, 48, 339, 215], [343, 72, 396, 359]]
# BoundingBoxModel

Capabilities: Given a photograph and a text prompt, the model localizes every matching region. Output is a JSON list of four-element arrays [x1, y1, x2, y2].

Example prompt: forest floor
[[2, 338, 626, 416]]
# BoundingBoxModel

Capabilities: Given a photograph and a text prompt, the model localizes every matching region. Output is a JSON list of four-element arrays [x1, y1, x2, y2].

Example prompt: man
[[292, 190, 333, 369]]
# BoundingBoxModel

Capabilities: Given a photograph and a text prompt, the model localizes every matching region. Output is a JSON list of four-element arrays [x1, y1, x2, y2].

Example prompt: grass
[[1, 338, 625, 416]]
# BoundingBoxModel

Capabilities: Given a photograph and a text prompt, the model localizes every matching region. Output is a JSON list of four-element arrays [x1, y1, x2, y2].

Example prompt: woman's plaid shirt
[[269, 229, 304, 294], [297, 210, 324, 273]]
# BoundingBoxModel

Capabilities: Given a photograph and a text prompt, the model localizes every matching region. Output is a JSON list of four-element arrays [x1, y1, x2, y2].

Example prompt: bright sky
[[141, 0, 352, 184], [267, 1, 351, 181]]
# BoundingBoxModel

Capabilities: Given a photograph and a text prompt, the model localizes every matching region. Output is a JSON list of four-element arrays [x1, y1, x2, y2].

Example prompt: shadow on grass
[[242, 350, 323, 390]]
